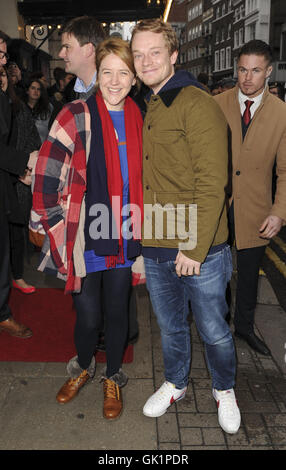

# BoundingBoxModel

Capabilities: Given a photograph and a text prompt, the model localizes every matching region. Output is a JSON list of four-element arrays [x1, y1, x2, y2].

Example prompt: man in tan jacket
[[131, 18, 241, 435], [215, 40, 286, 356]]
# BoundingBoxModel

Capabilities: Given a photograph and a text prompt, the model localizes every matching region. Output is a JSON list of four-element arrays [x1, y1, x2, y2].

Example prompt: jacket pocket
[[144, 191, 197, 250], [152, 131, 184, 170]]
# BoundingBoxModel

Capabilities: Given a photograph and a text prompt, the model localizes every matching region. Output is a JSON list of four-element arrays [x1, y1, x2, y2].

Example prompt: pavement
[[0, 250, 286, 453]]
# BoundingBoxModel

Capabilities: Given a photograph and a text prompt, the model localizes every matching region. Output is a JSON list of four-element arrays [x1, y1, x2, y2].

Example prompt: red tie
[[243, 100, 254, 126]]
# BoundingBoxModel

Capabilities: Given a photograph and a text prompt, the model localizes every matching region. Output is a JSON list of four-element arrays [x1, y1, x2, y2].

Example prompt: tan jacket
[[214, 86, 286, 250], [142, 84, 229, 263]]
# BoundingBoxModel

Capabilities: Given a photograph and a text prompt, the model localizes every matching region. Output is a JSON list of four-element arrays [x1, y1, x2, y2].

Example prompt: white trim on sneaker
[[213, 388, 241, 434], [143, 381, 187, 418]]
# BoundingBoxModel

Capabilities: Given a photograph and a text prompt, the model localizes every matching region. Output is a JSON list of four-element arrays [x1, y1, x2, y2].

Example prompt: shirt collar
[[74, 70, 97, 93]]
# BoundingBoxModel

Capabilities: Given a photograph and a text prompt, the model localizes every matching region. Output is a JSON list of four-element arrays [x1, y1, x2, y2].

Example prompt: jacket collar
[[146, 70, 203, 107], [234, 83, 270, 105], [157, 87, 182, 107], [147, 87, 182, 107]]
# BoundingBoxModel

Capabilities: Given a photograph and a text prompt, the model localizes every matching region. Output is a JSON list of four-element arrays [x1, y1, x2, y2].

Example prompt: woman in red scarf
[[33, 37, 143, 420]]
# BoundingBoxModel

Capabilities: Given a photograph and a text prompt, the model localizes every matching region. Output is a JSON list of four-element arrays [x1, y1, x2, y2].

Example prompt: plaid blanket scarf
[[32, 99, 91, 293]]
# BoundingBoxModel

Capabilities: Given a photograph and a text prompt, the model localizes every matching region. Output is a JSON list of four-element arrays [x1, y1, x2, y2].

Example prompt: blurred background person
[[7, 61, 26, 100], [29, 70, 49, 90], [220, 78, 236, 93], [24, 78, 54, 143], [211, 82, 222, 96], [197, 72, 210, 93], [269, 81, 285, 100], [48, 67, 74, 104]]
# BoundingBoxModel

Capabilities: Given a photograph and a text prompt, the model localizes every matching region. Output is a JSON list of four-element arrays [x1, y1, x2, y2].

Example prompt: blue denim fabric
[[144, 246, 236, 390]]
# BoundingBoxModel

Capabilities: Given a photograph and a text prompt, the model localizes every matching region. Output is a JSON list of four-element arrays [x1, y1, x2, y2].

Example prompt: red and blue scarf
[[84, 91, 143, 267]]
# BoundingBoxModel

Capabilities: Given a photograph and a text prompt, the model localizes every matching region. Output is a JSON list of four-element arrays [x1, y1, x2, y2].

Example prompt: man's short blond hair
[[131, 18, 179, 56]]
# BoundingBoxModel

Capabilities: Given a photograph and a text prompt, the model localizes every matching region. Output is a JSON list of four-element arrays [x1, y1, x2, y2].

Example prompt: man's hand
[[259, 215, 283, 239], [175, 251, 201, 277], [27, 150, 39, 170]]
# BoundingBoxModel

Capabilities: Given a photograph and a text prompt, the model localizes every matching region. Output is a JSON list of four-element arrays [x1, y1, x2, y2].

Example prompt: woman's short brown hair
[[96, 36, 136, 76]]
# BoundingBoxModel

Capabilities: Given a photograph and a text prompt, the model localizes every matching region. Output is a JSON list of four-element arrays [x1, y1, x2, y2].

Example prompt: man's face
[[0, 40, 7, 66], [59, 33, 87, 77], [132, 31, 177, 94], [237, 54, 272, 98]]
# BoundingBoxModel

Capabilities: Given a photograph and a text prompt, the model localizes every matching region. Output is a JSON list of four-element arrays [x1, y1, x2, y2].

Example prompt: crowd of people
[[1, 15, 286, 435]]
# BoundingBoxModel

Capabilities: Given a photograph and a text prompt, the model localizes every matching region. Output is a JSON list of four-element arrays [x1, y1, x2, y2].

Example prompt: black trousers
[[72, 267, 131, 377], [9, 222, 25, 280], [228, 202, 266, 334], [0, 215, 12, 322], [234, 245, 266, 334]]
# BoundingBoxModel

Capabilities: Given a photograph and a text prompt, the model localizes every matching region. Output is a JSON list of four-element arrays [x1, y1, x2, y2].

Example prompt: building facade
[[233, 0, 245, 77], [211, 0, 234, 82]]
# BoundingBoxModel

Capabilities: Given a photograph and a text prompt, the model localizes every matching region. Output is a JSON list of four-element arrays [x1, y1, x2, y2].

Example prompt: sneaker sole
[[218, 419, 241, 435]]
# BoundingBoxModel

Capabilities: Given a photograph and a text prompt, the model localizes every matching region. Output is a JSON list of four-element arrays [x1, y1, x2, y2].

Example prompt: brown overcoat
[[214, 85, 286, 250]]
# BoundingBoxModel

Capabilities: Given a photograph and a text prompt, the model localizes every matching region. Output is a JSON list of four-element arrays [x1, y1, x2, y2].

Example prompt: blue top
[[84, 109, 133, 272]]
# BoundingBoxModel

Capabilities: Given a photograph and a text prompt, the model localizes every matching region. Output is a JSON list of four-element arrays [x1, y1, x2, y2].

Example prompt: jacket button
[[146, 185, 150, 190], [145, 155, 149, 160], [148, 125, 151, 130], [236, 170, 241, 175]]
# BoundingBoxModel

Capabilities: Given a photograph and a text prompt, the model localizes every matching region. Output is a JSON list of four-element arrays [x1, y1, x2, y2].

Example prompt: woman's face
[[27, 81, 41, 102], [0, 68, 8, 92], [98, 53, 136, 111]]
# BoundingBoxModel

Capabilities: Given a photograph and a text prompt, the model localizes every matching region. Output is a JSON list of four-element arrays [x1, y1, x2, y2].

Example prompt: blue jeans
[[144, 246, 236, 390]]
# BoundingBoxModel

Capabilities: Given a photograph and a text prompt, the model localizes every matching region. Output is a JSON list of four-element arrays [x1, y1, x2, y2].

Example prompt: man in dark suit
[[0, 30, 38, 338]]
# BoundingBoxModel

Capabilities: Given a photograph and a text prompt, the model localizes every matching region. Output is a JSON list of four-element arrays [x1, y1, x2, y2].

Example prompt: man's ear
[[84, 42, 95, 59], [170, 50, 178, 65], [266, 65, 273, 78]]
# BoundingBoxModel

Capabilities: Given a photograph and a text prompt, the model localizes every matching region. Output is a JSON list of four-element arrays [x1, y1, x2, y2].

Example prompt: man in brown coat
[[214, 40, 286, 355]]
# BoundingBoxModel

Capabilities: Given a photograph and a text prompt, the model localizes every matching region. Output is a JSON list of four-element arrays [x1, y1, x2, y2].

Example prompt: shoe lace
[[218, 391, 237, 416], [68, 370, 89, 388], [154, 382, 174, 402], [103, 379, 120, 400]]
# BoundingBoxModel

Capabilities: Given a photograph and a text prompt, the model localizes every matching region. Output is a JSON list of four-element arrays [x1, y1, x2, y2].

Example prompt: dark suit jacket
[[0, 89, 29, 224]]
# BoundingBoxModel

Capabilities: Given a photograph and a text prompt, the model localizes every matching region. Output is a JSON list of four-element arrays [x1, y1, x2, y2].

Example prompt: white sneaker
[[143, 381, 187, 418], [213, 388, 241, 434]]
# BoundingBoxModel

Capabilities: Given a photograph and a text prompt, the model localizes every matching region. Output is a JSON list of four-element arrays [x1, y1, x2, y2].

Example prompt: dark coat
[[0, 89, 29, 224]]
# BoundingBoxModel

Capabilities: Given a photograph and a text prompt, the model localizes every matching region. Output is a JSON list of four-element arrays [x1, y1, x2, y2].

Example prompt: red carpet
[[0, 287, 133, 363]]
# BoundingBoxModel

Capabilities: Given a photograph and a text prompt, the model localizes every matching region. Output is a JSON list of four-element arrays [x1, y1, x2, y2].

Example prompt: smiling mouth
[[108, 88, 122, 94]]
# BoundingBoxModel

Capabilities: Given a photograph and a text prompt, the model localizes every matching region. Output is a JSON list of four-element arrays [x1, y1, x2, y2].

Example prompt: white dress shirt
[[74, 70, 97, 94], [238, 88, 265, 119]]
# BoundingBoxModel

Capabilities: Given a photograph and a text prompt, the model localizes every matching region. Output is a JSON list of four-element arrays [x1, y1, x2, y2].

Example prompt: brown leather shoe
[[103, 378, 123, 420], [0, 317, 33, 338], [56, 370, 90, 404]]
